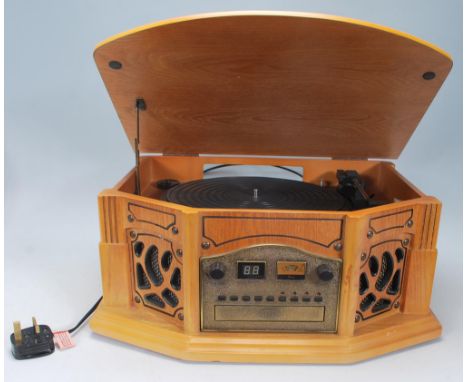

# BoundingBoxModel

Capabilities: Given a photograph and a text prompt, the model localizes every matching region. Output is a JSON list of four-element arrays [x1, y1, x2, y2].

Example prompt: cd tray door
[[200, 245, 341, 332]]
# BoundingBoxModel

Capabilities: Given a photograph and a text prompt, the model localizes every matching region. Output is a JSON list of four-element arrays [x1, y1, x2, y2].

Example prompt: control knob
[[316, 264, 334, 281], [209, 262, 226, 280]]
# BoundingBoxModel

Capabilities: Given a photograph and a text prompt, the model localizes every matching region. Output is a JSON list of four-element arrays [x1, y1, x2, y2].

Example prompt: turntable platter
[[163, 177, 350, 210]]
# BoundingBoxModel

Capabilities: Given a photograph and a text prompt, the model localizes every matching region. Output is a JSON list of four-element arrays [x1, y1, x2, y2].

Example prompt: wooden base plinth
[[90, 306, 441, 364]]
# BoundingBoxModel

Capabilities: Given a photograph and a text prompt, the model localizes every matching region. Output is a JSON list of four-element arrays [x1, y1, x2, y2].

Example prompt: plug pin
[[32, 317, 40, 335], [13, 321, 22, 345]]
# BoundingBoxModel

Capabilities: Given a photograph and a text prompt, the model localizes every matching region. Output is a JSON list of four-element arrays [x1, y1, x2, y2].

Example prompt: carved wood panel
[[200, 212, 344, 258]]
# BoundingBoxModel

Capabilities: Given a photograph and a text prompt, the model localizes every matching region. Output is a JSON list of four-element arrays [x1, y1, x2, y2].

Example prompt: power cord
[[68, 296, 103, 334], [10, 296, 103, 359]]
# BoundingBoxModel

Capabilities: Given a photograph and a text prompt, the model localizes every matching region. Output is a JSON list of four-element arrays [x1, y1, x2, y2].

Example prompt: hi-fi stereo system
[[89, 12, 452, 363]]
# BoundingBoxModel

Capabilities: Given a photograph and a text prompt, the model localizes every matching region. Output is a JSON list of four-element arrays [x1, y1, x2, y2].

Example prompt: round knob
[[316, 264, 334, 281], [209, 262, 225, 280]]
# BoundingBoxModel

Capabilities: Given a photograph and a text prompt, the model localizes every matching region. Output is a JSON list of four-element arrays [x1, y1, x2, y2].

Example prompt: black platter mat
[[163, 177, 350, 210]]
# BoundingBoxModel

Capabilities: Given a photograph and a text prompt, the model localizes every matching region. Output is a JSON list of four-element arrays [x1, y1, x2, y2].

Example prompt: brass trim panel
[[215, 305, 325, 322], [200, 245, 341, 332]]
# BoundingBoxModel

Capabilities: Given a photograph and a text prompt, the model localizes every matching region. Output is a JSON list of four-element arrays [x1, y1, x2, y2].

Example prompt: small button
[[242, 295, 251, 302], [290, 296, 299, 302], [266, 296, 275, 302], [314, 295, 323, 302], [278, 296, 287, 302], [218, 295, 226, 301], [230, 295, 238, 301], [302, 296, 311, 302], [254, 296, 263, 302]]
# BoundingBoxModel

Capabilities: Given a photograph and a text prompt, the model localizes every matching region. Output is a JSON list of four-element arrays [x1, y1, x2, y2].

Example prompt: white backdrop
[[5, 1, 462, 381]]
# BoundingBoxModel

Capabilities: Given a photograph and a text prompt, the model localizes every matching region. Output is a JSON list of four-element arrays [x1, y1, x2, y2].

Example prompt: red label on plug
[[53, 331, 75, 350]]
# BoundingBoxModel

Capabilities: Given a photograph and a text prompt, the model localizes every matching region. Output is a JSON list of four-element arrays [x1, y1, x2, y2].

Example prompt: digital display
[[237, 261, 265, 279]]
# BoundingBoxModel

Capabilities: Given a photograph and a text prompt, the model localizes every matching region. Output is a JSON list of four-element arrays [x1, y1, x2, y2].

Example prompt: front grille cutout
[[395, 248, 405, 262], [359, 273, 369, 295], [387, 270, 401, 295], [372, 298, 391, 313], [134, 241, 144, 257], [360, 293, 376, 312], [162, 288, 179, 307], [369, 256, 379, 276], [375, 252, 394, 291], [171, 267, 181, 291], [136, 263, 151, 289], [145, 245, 163, 286], [144, 293, 165, 308], [161, 250, 172, 271]]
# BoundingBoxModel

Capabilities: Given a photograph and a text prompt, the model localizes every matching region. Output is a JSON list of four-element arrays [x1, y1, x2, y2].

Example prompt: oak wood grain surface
[[94, 12, 452, 158]]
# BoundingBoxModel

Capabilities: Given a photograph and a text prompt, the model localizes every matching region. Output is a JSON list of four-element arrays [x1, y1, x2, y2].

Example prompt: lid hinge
[[134, 98, 146, 195]]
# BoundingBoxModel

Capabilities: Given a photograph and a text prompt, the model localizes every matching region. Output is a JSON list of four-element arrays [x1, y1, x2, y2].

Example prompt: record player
[[89, 11, 452, 363]]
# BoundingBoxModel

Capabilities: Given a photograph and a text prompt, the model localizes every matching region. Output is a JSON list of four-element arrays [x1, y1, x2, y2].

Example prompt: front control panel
[[200, 245, 342, 332]]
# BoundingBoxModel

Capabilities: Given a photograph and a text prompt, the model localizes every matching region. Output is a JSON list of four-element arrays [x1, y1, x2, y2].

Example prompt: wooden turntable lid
[[94, 11, 452, 159]]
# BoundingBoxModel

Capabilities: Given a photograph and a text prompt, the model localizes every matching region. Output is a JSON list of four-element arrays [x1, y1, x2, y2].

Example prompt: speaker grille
[[130, 233, 183, 317], [357, 241, 407, 321]]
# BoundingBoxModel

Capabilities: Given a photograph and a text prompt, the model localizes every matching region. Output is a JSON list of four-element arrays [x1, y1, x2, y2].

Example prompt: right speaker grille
[[357, 241, 407, 320]]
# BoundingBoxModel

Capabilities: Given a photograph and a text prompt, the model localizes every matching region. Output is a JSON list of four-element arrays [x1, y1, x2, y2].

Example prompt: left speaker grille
[[130, 233, 183, 317]]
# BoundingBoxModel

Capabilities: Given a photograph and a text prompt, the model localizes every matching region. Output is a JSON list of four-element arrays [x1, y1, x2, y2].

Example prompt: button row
[[218, 295, 323, 303]]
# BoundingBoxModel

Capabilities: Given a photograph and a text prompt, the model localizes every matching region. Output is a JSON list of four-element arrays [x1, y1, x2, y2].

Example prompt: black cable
[[203, 164, 303, 178], [203, 164, 234, 173], [273, 166, 303, 178], [68, 296, 103, 334]]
